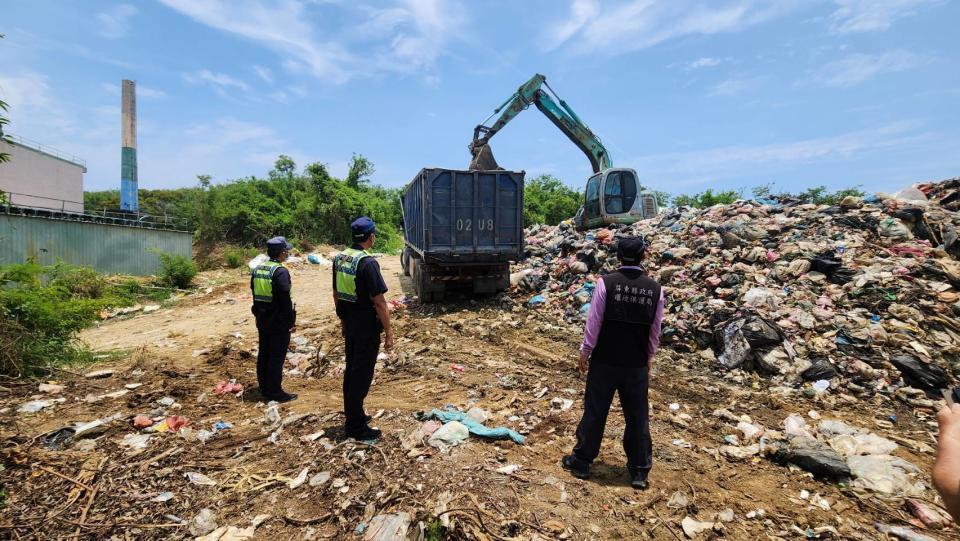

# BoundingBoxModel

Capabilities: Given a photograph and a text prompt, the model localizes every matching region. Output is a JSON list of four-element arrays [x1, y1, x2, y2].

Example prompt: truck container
[[401, 168, 524, 302]]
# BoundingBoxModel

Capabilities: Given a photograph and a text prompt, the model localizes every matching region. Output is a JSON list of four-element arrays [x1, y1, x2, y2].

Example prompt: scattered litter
[[288, 467, 309, 489], [363, 512, 411, 541], [428, 421, 470, 450], [190, 508, 218, 537], [185, 472, 217, 486], [120, 433, 152, 450], [309, 471, 331, 487], [38, 383, 64, 394], [18, 398, 64, 413], [213, 380, 244, 395]]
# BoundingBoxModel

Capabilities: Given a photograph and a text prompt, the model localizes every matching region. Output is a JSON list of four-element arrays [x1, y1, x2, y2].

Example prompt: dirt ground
[[0, 254, 954, 540]]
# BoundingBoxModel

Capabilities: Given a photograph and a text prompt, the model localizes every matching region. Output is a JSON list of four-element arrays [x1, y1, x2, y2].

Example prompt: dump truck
[[400, 168, 524, 302], [469, 73, 659, 229]]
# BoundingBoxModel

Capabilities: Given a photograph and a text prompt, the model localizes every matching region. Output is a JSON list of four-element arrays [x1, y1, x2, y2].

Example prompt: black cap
[[266, 236, 293, 255], [351, 216, 377, 241], [616, 236, 647, 264]]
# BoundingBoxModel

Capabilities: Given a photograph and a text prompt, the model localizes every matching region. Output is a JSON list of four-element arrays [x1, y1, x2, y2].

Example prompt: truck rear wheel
[[401, 248, 411, 277], [412, 257, 444, 303]]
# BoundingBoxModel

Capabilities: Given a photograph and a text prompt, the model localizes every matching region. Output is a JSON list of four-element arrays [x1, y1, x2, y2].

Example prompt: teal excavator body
[[469, 74, 659, 229]]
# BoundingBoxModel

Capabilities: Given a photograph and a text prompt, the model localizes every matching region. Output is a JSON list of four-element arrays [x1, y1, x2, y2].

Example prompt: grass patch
[[0, 262, 179, 377]]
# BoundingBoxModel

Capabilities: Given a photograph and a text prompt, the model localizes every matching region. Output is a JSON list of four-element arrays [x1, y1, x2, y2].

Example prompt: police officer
[[562, 236, 664, 489], [250, 236, 297, 403], [333, 217, 394, 440]]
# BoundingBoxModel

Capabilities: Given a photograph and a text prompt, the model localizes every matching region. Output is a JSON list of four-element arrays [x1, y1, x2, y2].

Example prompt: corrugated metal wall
[[0, 214, 192, 276]]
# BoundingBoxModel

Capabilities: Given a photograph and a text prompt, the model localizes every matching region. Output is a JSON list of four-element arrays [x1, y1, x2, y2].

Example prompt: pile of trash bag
[[512, 179, 960, 395]]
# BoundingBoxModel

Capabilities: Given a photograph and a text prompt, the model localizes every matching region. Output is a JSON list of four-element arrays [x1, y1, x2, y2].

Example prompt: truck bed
[[401, 168, 525, 264]]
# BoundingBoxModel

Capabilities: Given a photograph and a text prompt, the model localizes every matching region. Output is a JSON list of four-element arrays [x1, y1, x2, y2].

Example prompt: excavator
[[468, 73, 659, 230]]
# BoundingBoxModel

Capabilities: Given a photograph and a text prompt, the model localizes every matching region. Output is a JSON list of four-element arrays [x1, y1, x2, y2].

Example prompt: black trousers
[[573, 363, 652, 477], [256, 317, 290, 399], [343, 331, 381, 432]]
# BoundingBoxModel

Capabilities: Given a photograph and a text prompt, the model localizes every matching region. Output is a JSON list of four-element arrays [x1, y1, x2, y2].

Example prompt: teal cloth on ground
[[423, 409, 526, 444]]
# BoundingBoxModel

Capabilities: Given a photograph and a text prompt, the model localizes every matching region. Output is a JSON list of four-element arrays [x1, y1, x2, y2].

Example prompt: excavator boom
[[469, 74, 612, 173], [468, 73, 659, 229]]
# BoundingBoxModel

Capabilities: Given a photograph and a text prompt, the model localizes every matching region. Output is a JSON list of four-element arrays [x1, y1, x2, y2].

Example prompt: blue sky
[[3, 0, 959, 197]]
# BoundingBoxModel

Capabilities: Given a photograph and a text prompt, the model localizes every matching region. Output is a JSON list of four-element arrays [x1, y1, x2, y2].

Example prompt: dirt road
[[1, 253, 948, 540]]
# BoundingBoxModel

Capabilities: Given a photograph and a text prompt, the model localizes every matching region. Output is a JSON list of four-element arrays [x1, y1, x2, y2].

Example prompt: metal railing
[[1, 191, 190, 231], [4, 133, 87, 169]]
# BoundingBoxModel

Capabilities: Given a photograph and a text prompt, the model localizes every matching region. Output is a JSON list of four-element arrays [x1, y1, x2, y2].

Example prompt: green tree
[[653, 190, 670, 208], [195, 174, 219, 242], [345, 153, 375, 189], [270, 155, 296, 180], [523, 174, 582, 226], [672, 189, 741, 208]]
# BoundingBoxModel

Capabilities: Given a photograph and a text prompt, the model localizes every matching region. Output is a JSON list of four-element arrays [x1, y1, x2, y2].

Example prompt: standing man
[[333, 217, 394, 440], [562, 236, 664, 490], [251, 236, 297, 403]]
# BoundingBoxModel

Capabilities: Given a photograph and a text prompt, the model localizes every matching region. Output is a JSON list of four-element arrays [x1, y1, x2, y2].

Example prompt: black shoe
[[561, 455, 590, 479], [346, 426, 381, 441], [630, 471, 649, 490], [270, 392, 298, 403]]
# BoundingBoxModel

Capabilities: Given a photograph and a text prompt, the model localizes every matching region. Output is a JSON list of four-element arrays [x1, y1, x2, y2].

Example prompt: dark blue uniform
[[250, 260, 295, 399], [333, 245, 388, 433]]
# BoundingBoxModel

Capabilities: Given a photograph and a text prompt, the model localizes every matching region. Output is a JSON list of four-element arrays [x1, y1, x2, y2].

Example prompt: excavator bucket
[[469, 143, 501, 171]]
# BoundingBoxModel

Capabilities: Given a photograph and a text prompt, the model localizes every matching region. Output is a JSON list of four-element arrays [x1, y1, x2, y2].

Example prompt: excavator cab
[[577, 168, 659, 230]]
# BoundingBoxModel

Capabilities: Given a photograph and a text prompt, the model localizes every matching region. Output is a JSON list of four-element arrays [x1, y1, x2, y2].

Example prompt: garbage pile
[[515, 179, 960, 394]]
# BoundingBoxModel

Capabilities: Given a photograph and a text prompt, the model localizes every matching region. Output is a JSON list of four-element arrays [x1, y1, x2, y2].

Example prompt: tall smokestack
[[120, 79, 138, 212]]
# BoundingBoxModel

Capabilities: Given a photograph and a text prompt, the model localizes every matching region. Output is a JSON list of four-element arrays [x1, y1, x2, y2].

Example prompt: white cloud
[[542, 0, 600, 50], [689, 57, 722, 69], [632, 121, 931, 187], [544, 0, 803, 54], [97, 4, 139, 39], [253, 65, 275, 85], [137, 85, 167, 99], [0, 72, 76, 135], [828, 0, 938, 33], [182, 69, 250, 96], [709, 76, 761, 96], [812, 50, 926, 87], [157, 0, 465, 84]]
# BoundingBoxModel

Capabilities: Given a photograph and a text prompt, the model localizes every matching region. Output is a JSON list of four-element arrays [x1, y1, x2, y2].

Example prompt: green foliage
[[523, 174, 582, 226], [224, 247, 245, 268], [156, 252, 197, 289], [797, 185, 865, 206], [345, 153, 375, 189], [270, 155, 296, 180], [672, 189, 742, 208], [653, 190, 671, 208], [752, 183, 777, 199], [49, 263, 107, 299], [0, 263, 160, 377], [87, 153, 404, 254]]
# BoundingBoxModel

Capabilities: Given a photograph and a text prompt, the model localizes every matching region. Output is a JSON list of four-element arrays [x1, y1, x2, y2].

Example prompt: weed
[[156, 252, 197, 289]]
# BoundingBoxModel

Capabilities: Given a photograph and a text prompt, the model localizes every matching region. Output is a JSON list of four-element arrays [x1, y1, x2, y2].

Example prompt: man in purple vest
[[562, 236, 664, 490]]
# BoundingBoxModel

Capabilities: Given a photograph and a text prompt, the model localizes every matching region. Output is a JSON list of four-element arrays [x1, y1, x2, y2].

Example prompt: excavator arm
[[469, 74, 613, 173]]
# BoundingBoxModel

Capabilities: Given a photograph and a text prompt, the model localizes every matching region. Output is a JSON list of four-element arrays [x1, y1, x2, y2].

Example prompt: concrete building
[[0, 135, 86, 213]]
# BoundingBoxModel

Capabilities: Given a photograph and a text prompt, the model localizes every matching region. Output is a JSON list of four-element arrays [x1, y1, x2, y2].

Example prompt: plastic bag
[[428, 421, 469, 450], [890, 355, 949, 390], [743, 288, 779, 310], [784, 414, 814, 439], [801, 358, 837, 381], [848, 455, 921, 496], [878, 218, 914, 241], [247, 254, 268, 271]]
